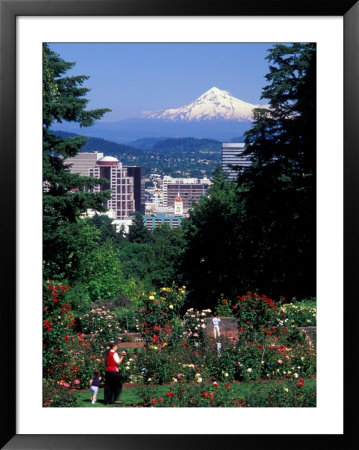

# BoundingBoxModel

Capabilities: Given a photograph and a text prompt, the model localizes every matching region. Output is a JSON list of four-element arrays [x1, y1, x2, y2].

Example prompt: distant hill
[[152, 137, 222, 153], [52, 131, 139, 155], [129, 137, 169, 150], [51, 131, 222, 178]]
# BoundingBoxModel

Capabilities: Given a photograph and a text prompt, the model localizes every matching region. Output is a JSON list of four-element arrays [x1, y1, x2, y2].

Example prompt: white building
[[89, 156, 135, 219], [221, 143, 252, 180]]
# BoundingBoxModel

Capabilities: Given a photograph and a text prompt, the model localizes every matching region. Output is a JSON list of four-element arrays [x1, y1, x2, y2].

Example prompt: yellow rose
[[149, 295, 155, 300], [169, 304, 174, 309]]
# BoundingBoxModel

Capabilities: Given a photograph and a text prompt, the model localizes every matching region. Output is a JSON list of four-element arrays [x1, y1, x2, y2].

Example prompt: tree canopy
[[42, 43, 112, 280]]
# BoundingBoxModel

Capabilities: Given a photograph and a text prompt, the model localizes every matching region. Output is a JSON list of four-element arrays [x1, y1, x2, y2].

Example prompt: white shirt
[[212, 317, 221, 326], [111, 350, 120, 363]]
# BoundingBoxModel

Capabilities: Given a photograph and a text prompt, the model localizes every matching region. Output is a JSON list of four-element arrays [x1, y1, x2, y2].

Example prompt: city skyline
[[48, 42, 274, 122]]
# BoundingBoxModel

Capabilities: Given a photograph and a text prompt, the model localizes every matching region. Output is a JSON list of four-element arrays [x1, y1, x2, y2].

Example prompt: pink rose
[[277, 360, 283, 364], [74, 380, 80, 385]]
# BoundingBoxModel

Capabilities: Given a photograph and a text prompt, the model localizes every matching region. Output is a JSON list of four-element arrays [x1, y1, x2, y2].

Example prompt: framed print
[[1, 0, 357, 448]]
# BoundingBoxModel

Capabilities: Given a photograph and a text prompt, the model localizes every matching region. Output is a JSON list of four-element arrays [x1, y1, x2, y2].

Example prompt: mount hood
[[142, 87, 260, 122]]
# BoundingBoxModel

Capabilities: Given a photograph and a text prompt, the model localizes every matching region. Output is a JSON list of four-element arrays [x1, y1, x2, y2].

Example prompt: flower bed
[[43, 284, 316, 408]]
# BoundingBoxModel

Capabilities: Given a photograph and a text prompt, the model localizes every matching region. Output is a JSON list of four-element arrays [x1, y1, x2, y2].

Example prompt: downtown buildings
[[66, 153, 145, 220], [66, 151, 212, 231]]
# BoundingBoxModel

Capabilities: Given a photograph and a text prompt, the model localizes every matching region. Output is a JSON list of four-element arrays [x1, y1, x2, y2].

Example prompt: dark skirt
[[104, 371, 122, 405]]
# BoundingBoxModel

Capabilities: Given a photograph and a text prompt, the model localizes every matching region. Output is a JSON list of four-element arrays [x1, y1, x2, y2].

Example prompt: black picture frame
[[1, 0, 357, 448]]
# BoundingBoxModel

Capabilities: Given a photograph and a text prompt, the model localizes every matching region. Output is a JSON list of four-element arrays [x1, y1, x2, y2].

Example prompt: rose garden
[[42, 43, 317, 409], [43, 283, 316, 408]]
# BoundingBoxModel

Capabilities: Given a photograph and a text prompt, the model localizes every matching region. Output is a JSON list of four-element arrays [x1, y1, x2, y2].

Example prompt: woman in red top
[[104, 342, 126, 405]]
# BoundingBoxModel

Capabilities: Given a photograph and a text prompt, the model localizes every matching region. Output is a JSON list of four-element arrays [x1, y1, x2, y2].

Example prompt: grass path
[[75, 378, 316, 407]]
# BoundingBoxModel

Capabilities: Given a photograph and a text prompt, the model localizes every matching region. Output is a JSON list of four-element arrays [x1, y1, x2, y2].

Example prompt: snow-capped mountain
[[142, 87, 260, 122]]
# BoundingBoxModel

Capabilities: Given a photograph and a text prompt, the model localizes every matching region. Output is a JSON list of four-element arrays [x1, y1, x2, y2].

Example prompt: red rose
[[166, 392, 174, 397], [225, 384, 230, 389], [257, 344, 263, 349], [152, 398, 157, 404], [201, 392, 208, 397]]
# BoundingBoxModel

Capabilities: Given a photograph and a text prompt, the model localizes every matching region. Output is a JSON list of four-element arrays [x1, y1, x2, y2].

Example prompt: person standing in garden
[[212, 315, 221, 338], [104, 342, 126, 405], [89, 370, 102, 404]]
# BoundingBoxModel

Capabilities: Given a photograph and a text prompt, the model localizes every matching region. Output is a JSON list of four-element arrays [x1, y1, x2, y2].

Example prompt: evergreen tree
[[180, 44, 316, 308], [239, 43, 316, 298], [180, 167, 246, 309], [89, 214, 125, 247], [43, 43, 112, 279], [127, 211, 152, 244]]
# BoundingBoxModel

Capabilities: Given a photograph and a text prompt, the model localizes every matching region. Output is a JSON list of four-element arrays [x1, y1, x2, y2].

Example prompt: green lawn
[[76, 378, 316, 407]]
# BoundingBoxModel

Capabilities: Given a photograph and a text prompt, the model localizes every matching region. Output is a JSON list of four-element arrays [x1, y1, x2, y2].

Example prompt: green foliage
[[239, 43, 316, 299], [180, 168, 245, 310], [43, 44, 111, 281], [43, 282, 75, 378], [138, 285, 186, 348], [127, 211, 152, 244], [280, 298, 317, 327], [148, 224, 186, 287], [142, 379, 316, 408], [234, 292, 283, 343], [43, 379, 78, 407], [183, 308, 211, 348], [88, 214, 125, 246], [78, 306, 122, 342], [215, 295, 235, 317]]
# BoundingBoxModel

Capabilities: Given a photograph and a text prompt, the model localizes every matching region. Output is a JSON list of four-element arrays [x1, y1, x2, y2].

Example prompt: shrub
[[183, 308, 211, 348], [214, 295, 235, 317], [233, 292, 283, 344], [279, 299, 317, 327], [138, 284, 186, 348], [139, 379, 316, 408], [244, 379, 316, 407], [43, 282, 76, 378], [43, 379, 78, 407], [78, 306, 122, 343]]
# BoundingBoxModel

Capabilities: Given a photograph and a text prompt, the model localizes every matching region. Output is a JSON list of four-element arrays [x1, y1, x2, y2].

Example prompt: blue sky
[[49, 43, 275, 122]]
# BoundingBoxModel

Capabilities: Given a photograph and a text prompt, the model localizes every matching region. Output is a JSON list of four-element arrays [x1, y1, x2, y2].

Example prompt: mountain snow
[[142, 87, 260, 122]]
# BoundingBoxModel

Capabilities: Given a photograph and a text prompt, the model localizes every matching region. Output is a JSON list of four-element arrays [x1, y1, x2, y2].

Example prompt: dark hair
[[105, 341, 119, 358], [93, 370, 100, 377]]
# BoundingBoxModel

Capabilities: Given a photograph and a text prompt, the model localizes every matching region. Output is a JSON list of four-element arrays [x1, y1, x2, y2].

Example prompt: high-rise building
[[126, 166, 145, 214], [89, 156, 135, 219], [65, 151, 104, 176], [163, 176, 210, 210], [167, 183, 205, 211], [221, 143, 251, 180]]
